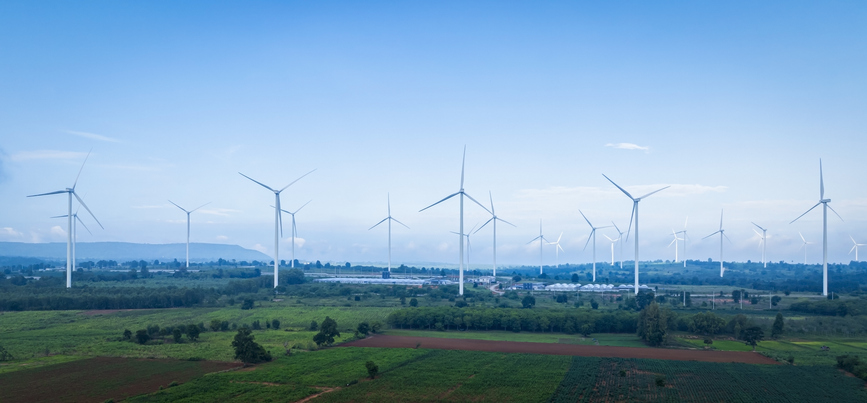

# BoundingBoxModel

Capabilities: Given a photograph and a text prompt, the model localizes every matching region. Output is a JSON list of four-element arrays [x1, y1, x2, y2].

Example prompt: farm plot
[[0, 356, 240, 403], [550, 356, 867, 402]]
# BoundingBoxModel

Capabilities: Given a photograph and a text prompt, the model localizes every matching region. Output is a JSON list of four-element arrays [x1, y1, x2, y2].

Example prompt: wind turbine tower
[[420, 147, 491, 295], [51, 205, 93, 274], [602, 174, 669, 294], [579, 210, 612, 282], [369, 195, 409, 272], [168, 200, 210, 268], [527, 220, 549, 275], [278, 200, 311, 268], [548, 232, 565, 268], [474, 192, 515, 278], [791, 159, 842, 296], [799, 232, 814, 265], [678, 217, 689, 267], [604, 234, 619, 265], [27, 151, 103, 288], [752, 222, 768, 268], [668, 230, 683, 263], [702, 209, 731, 277], [850, 236, 865, 262], [452, 223, 478, 274], [239, 169, 315, 288]]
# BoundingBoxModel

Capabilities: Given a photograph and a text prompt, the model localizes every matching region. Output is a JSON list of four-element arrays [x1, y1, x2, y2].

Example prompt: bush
[[271, 319, 280, 330], [309, 320, 319, 331], [0, 344, 13, 361], [232, 328, 272, 364], [122, 329, 132, 340], [366, 360, 379, 379], [135, 329, 150, 345], [241, 299, 254, 310], [655, 375, 666, 387], [410, 298, 419, 307], [356, 322, 370, 337]]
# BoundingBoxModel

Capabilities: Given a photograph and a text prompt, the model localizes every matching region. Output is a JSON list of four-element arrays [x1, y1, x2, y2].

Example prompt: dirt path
[[295, 387, 339, 403], [343, 335, 779, 365]]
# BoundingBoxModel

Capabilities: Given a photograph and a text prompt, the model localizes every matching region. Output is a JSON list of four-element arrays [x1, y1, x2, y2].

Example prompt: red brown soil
[[0, 356, 241, 403], [343, 335, 780, 365]]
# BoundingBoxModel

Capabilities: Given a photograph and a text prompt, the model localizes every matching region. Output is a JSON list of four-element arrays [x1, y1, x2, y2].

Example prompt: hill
[[0, 242, 271, 263]]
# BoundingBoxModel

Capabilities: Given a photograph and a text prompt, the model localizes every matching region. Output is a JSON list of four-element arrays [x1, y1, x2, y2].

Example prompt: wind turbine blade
[[702, 230, 721, 240], [602, 174, 634, 200], [463, 192, 492, 214], [419, 192, 460, 212], [637, 185, 670, 200], [72, 149, 92, 190], [526, 236, 542, 244], [293, 199, 313, 214], [596, 225, 613, 230], [604, 234, 614, 242], [799, 232, 806, 243], [558, 244, 565, 252], [684, 216, 688, 229], [392, 217, 410, 229], [751, 222, 766, 231], [497, 218, 517, 227], [790, 202, 822, 224], [723, 232, 733, 244], [624, 203, 635, 242], [76, 215, 93, 236], [460, 146, 466, 189], [190, 202, 211, 213], [582, 230, 593, 251], [168, 200, 189, 213], [827, 204, 844, 222], [819, 159, 824, 200], [279, 169, 317, 192], [579, 209, 593, 228], [753, 229, 762, 237], [557, 232, 563, 243], [488, 191, 495, 214], [293, 217, 298, 238], [277, 196, 284, 238], [850, 245, 856, 254], [73, 192, 104, 229], [238, 173, 275, 192], [669, 238, 677, 247], [369, 217, 389, 230], [719, 209, 724, 231], [50, 215, 69, 218], [851, 235, 856, 245], [612, 221, 622, 235], [387, 193, 391, 216], [475, 217, 494, 233], [27, 190, 68, 197]]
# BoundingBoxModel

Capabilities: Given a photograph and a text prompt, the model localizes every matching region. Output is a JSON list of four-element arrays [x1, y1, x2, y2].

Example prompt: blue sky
[[1, 1, 866, 266]]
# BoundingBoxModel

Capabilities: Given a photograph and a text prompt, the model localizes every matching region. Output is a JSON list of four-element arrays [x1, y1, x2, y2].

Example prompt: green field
[[385, 329, 647, 347]]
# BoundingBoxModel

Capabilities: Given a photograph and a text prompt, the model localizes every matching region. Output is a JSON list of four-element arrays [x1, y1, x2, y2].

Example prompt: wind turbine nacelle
[[821, 199, 831, 203]]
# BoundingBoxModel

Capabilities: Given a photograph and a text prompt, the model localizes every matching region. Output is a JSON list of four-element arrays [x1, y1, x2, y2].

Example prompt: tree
[[690, 312, 726, 336], [522, 295, 536, 309], [742, 326, 764, 351], [637, 302, 667, 346], [732, 289, 741, 303], [0, 344, 13, 361], [122, 329, 132, 340], [410, 298, 418, 307], [571, 273, 580, 283], [313, 316, 340, 346], [309, 320, 319, 331], [210, 319, 222, 332], [590, 299, 599, 310], [366, 360, 379, 379], [356, 322, 370, 337], [580, 323, 592, 337], [173, 328, 183, 343], [703, 337, 713, 349], [512, 275, 522, 282], [271, 319, 280, 330], [186, 324, 200, 341], [771, 296, 782, 306], [241, 299, 254, 310], [135, 329, 150, 345], [400, 296, 406, 305], [232, 328, 272, 364], [636, 291, 655, 310], [771, 312, 785, 339], [283, 268, 306, 285]]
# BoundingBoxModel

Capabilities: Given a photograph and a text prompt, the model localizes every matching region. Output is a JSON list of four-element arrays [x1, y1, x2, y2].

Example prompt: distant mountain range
[[0, 242, 271, 263]]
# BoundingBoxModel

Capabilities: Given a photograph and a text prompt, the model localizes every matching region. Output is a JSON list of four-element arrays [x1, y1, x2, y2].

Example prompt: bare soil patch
[[0, 356, 241, 403], [343, 335, 780, 365]]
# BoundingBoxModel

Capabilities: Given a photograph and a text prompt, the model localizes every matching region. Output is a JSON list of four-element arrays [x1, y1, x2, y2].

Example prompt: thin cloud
[[605, 143, 649, 151], [199, 208, 241, 217], [67, 130, 120, 143], [10, 150, 88, 161], [132, 204, 169, 209]]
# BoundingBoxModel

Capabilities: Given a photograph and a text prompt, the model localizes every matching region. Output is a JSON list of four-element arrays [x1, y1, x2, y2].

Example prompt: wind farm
[[3, 2, 867, 402]]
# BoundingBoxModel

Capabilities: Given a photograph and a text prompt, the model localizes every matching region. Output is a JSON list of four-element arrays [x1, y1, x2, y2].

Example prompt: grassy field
[[677, 335, 867, 367], [384, 329, 648, 347]]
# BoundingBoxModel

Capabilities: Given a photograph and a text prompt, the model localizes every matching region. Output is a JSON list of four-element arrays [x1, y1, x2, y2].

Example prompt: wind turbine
[[791, 159, 842, 296], [752, 222, 768, 268], [603, 234, 619, 265], [277, 200, 312, 268], [239, 169, 316, 288], [850, 236, 864, 262], [452, 223, 478, 274], [27, 150, 103, 288], [602, 174, 669, 294], [370, 194, 408, 272], [612, 222, 625, 269], [51, 205, 93, 275], [474, 191, 515, 278], [678, 217, 689, 267], [420, 146, 491, 295], [799, 232, 813, 265], [579, 210, 612, 282], [547, 232, 565, 269], [168, 200, 210, 268], [702, 209, 731, 277], [527, 220, 549, 275], [668, 230, 683, 263]]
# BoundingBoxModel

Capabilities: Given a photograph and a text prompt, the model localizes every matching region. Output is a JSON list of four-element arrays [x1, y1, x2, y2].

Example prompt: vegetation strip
[[343, 335, 780, 364]]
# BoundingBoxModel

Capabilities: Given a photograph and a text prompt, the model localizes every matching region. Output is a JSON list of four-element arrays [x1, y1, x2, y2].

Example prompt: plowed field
[[344, 335, 779, 364]]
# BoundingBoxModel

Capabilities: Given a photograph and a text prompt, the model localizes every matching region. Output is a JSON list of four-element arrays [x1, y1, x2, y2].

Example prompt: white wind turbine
[[850, 236, 864, 262], [602, 174, 669, 294], [370, 194, 409, 272], [277, 200, 312, 268], [612, 222, 625, 269], [50, 204, 93, 274], [168, 200, 211, 268], [668, 230, 683, 263], [548, 232, 565, 269], [799, 232, 814, 265], [678, 217, 689, 267], [702, 209, 731, 277], [603, 234, 619, 265], [791, 159, 843, 296], [28, 151, 104, 288], [239, 169, 316, 288], [527, 220, 549, 275], [752, 222, 768, 268], [474, 191, 515, 278], [452, 223, 478, 274], [420, 146, 491, 296], [579, 210, 612, 282]]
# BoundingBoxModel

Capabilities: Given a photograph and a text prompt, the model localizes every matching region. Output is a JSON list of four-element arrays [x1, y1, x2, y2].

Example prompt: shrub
[[135, 329, 150, 345], [366, 360, 379, 379]]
